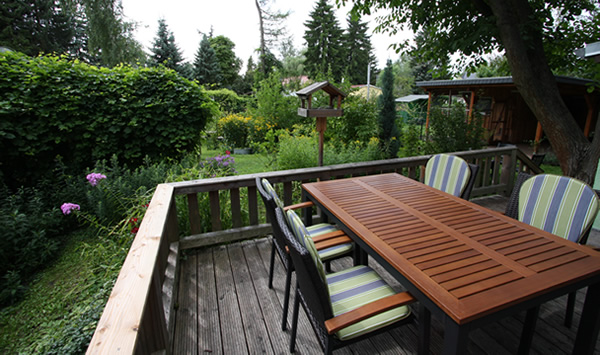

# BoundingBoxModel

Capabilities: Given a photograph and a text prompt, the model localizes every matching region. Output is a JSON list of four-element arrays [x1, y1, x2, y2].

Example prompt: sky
[[120, 0, 414, 73]]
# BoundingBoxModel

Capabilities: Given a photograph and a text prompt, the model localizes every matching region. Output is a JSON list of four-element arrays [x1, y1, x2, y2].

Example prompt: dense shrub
[[425, 103, 486, 154], [0, 52, 217, 188], [205, 88, 248, 113], [217, 114, 251, 148], [328, 95, 379, 144]]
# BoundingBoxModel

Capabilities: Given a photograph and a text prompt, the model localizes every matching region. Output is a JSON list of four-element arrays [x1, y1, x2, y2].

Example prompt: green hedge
[[0, 52, 217, 187]]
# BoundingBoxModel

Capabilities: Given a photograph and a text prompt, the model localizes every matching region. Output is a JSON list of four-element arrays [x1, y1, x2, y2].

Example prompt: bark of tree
[[486, 0, 600, 184], [255, 0, 267, 76]]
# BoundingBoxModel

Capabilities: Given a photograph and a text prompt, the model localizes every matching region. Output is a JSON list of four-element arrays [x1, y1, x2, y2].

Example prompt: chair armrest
[[314, 235, 352, 251], [283, 201, 314, 211], [324, 292, 415, 335], [311, 230, 346, 243]]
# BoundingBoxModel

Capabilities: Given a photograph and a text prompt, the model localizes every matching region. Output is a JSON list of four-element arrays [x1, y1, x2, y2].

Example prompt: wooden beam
[[425, 91, 433, 135], [468, 91, 476, 122], [534, 122, 543, 153]]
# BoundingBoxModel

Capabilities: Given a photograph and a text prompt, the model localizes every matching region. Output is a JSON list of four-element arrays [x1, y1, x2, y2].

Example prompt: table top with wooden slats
[[303, 173, 600, 325]]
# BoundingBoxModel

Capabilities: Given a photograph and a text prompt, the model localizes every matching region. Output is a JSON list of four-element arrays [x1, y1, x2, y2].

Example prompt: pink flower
[[225, 150, 231, 155], [86, 173, 107, 186], [61, 203, 80, 215], [131, 227, 139, 234]]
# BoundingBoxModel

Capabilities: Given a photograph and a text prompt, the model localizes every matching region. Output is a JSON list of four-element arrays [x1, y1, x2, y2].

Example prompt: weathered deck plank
[[172, 233, 600, 354]]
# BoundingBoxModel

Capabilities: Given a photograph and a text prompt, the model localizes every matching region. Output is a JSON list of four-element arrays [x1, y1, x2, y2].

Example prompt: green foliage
[[476, 55, 511, 77], [209, 35, 242, 89], [425, 103, 485, 154], [344, 15, 377, 85], [217, 114, 252, 148], [150, 19, 184, 73], [378, 60, 401, 159], [401, 123, 424, 157], [194, 34, 222, 87], [205, 88, 247, 114], [0, 51, 216, 188], [276, 130, 383, 170], [328, 95, 378, 143], [248, 71, 301, 131], [304, 0, 345, 81]]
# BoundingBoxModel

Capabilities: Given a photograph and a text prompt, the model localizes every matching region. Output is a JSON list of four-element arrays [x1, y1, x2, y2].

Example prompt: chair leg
[[290, 289, 300, 353], [565, 291, 576, 328], [268, 240, 276, 289], [282, 262, 293, 331]]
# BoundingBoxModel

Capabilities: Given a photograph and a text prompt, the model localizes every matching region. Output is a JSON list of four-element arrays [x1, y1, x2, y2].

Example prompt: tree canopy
[[344, 15, 377, 85], [193, 34, 222, 87], [150, 18, 184, 72], [304, 0, 345, 82], [342, 0, 600, 183]]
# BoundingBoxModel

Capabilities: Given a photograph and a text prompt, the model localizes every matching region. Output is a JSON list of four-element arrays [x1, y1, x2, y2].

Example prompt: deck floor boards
[[171, 235, 600, 354]]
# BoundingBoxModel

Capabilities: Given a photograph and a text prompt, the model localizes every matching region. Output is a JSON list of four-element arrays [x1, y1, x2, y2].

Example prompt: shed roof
[[416, 75, 595, 89]]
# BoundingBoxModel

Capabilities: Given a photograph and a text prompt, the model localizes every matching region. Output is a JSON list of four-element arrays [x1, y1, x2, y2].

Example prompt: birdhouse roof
[[296, 81, 346, 98]]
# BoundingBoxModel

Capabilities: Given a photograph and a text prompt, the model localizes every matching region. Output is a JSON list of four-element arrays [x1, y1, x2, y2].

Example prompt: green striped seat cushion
[[287, 210, 353, 260], [519, 174, 599, 242], [261, 178, 284, 209], [425, 154, 471, 197], [306, 223, 354, 260], [327, 265, 411, 340]]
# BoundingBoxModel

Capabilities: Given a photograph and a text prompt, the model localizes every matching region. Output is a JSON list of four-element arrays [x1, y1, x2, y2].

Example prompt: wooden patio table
[[302, 173, 600, 355]]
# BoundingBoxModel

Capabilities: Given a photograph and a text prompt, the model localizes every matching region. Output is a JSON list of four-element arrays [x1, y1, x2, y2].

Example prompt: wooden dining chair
[[275, 207, 415, 354], [256, 177, 354, 330], [505, 173, 600, 327], [425, 153, 477, 200]]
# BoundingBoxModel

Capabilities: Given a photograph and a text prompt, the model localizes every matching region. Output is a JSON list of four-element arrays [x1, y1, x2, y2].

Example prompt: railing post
[[500, 148, 517, 196]]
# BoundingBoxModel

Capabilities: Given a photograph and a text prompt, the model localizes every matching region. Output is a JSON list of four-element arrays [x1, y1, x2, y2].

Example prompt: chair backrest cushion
[[287, 209, 327, 282], [519, 174, 599, 242], [425, 154, 471, 197], [261, 178, 284, 209]]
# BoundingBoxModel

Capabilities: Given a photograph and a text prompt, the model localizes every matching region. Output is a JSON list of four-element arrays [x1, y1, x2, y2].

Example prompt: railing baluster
[[209, 190, 221, 231], [248, 185, 258, 225], [231, 187, 241, 228], [187, 193, 201, 235], [283, 181, 293, 206]]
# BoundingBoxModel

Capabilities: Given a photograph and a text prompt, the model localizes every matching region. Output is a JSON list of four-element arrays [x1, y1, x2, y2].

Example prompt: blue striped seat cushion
[[327, 265, 411, 340], [519, 174, 599, 242], [425, 154, 471, 197]]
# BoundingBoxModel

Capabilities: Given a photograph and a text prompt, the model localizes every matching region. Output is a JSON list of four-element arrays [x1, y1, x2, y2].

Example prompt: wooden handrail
[[87, 146, 522, 354]]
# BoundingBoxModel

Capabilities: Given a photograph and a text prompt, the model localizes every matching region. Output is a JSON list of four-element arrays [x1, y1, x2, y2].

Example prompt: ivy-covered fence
[[0, 52, 217, 188]]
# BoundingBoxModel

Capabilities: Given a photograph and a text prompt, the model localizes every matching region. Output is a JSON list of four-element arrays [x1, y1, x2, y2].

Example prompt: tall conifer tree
[[150, 19, 184, 72], [378, 60, 401, 159], [193, 34, 222, 87], [344, 15, 377, 85], [303, 0, 344, 81]]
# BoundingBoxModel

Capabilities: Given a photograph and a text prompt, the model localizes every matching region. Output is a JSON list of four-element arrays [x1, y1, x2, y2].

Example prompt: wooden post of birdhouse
[[296, 81, 346, 167]]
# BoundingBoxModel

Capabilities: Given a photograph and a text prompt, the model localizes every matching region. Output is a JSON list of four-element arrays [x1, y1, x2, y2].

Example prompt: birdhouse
[[296, 81, 347, 166]]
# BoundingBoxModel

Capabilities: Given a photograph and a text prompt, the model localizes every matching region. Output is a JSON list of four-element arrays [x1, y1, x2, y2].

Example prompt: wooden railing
[[87, 146, 539, 354]]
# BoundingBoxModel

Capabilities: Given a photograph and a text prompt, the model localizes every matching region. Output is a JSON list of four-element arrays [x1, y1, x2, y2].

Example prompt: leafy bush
[[217, 114, 251, 148], [205, 88, 248, 113], [328, 95, 379, 144], [248, 71, 303, 131], [0, 51, 217, 188], [276, 131, 384, 170], [424, 103, 486, 154]]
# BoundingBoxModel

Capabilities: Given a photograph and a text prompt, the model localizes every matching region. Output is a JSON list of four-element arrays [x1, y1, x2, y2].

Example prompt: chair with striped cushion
[[515, 173, 600, 327], [275, 208, 415, 354], [425, 154, 475, 199], [256, 177, 354, 331]]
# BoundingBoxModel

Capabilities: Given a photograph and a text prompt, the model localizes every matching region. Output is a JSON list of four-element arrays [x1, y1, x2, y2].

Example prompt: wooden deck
[[171, 196, 600, 354]]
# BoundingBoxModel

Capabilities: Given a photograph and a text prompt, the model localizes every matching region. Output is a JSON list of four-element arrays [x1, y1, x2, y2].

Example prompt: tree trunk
[[486, 0, 600, 184], [255, 0, 267, 75]]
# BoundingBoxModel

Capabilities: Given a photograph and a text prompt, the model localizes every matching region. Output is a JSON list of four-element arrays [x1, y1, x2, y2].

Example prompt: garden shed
[[416, 76, 600, 146]]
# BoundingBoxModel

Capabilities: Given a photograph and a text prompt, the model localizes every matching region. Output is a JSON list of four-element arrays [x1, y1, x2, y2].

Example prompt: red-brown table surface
[[302, 173, 600, 354]]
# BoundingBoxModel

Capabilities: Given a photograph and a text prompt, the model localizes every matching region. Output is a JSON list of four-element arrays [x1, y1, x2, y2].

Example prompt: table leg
[[442, 316, 469, 355], [572, 282, 600, 355], [301, 190, 313, 226], [518, 306, 539, 355], [418, 304, 431, 355]]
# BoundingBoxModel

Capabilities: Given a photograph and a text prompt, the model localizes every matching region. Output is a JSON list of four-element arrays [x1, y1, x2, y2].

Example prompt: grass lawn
[[200, 148, 275, 175]]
